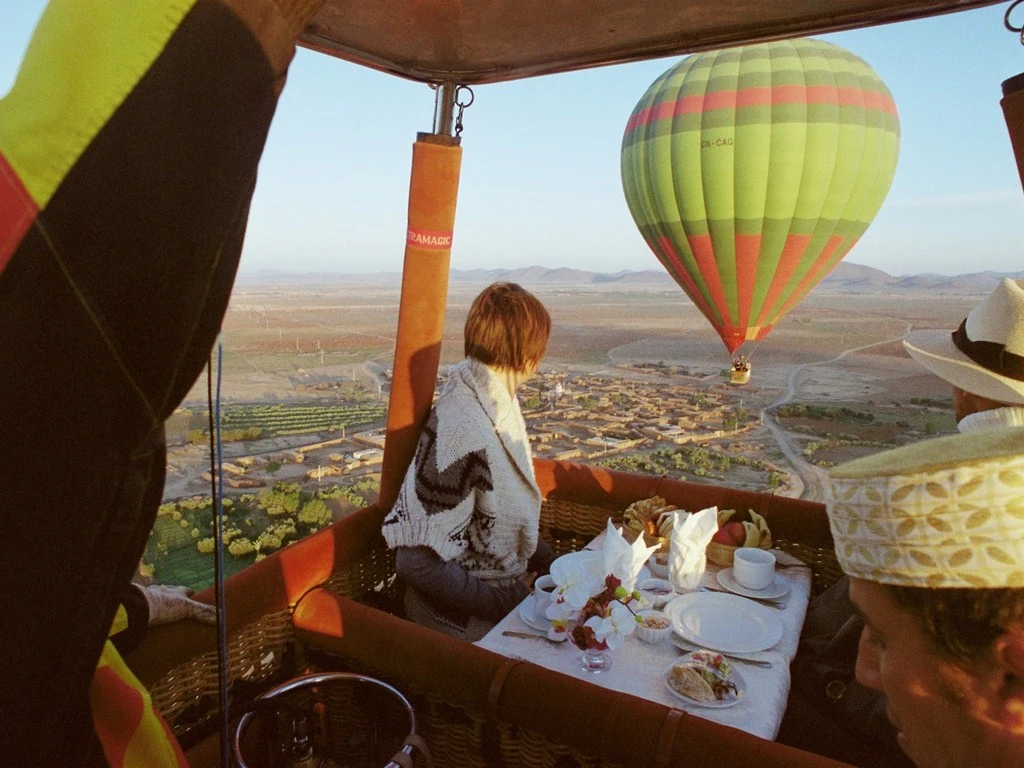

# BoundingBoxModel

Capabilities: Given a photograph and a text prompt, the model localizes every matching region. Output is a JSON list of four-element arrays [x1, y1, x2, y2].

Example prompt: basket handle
[[388, 732, 432, 768]]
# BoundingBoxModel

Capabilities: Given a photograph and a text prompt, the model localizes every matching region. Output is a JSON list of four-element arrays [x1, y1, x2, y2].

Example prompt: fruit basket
[[622, 496, 676, 553], [705, 508, 772, 567]]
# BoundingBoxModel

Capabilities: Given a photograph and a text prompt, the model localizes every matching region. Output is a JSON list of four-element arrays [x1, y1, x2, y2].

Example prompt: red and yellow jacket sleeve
[[91, 607, 188, 768], [0, 1, 323, 764]]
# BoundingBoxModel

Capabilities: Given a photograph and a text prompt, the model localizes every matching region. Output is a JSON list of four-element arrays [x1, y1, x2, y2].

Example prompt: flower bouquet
[[545, 520, 659, 672]]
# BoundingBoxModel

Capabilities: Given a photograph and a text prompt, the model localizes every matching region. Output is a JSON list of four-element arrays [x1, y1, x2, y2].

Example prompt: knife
[[502, 630, 564, 644], [671, 636, 774, 668], [702, 585, 785, 609]]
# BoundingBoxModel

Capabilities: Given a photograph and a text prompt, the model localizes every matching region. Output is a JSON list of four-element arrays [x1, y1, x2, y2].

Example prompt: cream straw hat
[[824, 426, 1024, 588], [903, 278, 1024, 406]]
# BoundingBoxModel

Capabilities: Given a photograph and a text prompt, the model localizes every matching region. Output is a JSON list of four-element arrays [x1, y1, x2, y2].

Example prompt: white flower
[[545, 594, 580, 622], [583, 600, 637, 650], [549, 554, 603, 610]]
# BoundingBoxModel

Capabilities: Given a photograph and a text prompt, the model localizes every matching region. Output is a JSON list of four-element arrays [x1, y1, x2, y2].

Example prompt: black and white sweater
[[382, 358, 543, 585]]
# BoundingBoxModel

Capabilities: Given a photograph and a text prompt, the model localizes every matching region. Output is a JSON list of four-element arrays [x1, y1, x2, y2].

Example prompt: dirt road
[[759, 329, 910, 503]]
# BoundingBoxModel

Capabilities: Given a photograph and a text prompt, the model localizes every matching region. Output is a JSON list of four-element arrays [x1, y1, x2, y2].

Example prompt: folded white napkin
[[601, 519, 658, 592], [669, 507, 718, 591]]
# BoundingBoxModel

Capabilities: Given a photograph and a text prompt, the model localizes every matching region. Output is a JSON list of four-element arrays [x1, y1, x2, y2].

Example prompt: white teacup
[[733, 547, 776, 591], [533, 574, 557, 622]]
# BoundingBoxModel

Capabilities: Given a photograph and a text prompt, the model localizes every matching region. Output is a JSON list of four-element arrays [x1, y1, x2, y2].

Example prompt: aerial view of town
[[142, 265, 1001, 589]]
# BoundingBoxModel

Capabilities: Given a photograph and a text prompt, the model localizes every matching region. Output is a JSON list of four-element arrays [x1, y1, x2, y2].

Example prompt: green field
[[183, 402, 387, 440]]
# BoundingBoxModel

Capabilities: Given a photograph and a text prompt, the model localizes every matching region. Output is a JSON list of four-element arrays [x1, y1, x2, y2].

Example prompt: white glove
[[141, 584, 217, 626]]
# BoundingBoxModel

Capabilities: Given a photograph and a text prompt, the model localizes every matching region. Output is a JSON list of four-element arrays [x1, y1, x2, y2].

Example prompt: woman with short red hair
[[382, 282, 554, 640]]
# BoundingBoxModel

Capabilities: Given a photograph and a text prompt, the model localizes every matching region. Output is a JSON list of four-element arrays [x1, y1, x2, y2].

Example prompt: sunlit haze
[[3, 2, 1023, 277]]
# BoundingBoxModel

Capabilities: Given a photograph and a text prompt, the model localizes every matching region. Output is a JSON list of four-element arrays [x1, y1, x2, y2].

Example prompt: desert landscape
[[148, 264, 1015, 588]]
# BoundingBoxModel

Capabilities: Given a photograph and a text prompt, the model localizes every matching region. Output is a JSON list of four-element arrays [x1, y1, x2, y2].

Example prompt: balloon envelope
[[621, 39, 900, 354]]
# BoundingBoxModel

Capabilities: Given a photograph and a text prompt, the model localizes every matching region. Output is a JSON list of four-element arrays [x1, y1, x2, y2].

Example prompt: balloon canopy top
[[297, 0, 1002, 85]]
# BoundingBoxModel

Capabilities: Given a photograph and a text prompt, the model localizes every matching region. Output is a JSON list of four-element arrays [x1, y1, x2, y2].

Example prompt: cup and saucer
[[518, 573, 557, 630], [716, 548, 790, 600]]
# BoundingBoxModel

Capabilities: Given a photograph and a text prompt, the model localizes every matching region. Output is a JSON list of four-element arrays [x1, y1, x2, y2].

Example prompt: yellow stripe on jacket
[[90, 605, 188, 768], [0, 0, 197, 209]]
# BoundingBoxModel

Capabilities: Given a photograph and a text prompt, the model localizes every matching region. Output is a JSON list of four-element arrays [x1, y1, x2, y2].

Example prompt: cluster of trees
[[258, 483, 302, 516], [600, 444, 780, 486], [319, 478, 379, 508], [776, 404, 874, 423], [802, 436, 894, 466], [187, 426, 263, 444], [149, 478, 378, 580], [723, 406, 748, 432], [908, 397, 953, 409]]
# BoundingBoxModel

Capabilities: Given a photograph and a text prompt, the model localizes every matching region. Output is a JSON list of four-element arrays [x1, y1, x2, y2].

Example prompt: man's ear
[[992, 629, 1024, 730]]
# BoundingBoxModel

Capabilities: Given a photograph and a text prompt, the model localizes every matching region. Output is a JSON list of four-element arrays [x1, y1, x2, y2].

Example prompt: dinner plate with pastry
[[664, 651, 746, 708]]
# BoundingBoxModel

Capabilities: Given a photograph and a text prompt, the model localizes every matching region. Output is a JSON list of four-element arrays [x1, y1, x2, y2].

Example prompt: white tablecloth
[[475, 551, 811, 741]]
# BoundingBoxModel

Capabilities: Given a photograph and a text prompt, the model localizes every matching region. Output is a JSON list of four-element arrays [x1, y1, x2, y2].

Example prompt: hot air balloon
[[621, 38, 900, 381]]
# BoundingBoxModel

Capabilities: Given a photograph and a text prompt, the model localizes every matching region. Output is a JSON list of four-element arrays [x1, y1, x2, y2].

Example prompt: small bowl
[[638, 577, 675, 609], [647, 552, 669, 580], [635, 609, 673, 643]]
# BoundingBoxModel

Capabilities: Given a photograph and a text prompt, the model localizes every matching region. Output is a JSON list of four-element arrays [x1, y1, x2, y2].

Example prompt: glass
[[576, 645, 611, 673]]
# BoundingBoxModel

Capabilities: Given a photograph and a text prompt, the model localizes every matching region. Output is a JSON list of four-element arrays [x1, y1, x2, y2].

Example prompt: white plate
[[664, 592, 783, 654], [716, 568, 791, 600], [518, 594, 551, 631], [550, 550, 650, 586], [664, 654, 746, 708]]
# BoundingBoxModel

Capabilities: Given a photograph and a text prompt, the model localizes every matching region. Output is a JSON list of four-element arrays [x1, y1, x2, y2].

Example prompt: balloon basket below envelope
[[730, 359, 751, 385]]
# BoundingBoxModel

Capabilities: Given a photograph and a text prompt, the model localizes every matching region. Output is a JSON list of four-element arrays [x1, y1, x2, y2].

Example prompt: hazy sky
[[3, 3, 1023, 277]]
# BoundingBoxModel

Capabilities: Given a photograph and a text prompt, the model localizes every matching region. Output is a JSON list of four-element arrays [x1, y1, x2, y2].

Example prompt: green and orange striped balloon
[[621, 39, 900, 355]]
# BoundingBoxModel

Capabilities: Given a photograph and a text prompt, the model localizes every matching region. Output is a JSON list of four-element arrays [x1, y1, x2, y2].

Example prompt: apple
[[724, 521, 747, 546], [710, 527, 733, 546], [711, 522, 746, 547]]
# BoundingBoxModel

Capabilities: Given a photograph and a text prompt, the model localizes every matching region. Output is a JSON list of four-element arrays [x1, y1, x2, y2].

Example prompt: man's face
[[952, 385, 1009, 422], [848, 578, 1007, 768]]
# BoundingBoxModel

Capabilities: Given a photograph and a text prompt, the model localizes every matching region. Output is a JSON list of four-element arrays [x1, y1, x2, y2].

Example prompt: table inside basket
[[475, 550, 813, 741]]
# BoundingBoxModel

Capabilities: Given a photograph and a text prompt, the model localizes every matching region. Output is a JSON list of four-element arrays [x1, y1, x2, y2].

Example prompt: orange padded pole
[[1002, 73, 1024, 195], [379, 134, 462, 508]]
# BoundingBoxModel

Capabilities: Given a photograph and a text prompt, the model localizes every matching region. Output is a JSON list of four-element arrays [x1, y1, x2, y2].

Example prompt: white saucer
[[716, 568, 790, 600], [518, 594, 551, 631]]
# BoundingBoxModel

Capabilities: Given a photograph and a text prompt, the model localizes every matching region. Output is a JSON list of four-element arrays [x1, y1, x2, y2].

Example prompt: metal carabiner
[[453, 85, 475, 138]]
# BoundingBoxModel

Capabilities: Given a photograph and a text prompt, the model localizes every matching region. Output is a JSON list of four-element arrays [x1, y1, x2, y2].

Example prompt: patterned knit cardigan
[[382, 358, 542, 582]]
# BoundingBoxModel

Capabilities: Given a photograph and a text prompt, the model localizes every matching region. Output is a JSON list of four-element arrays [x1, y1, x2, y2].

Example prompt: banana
[[741, 521, 760, 547], [749, 510, 772, 548], [624, 497, 678, 540]]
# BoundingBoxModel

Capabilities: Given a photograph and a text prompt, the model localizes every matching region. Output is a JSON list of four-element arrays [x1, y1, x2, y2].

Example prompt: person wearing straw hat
[[823, 426, 1024, 768], [780, 279, 1024, 766], [903, 278, 1024, 432]]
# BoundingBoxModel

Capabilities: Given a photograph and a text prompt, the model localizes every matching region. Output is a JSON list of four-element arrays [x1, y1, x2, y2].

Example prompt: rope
[[206, 341, 231, 768]]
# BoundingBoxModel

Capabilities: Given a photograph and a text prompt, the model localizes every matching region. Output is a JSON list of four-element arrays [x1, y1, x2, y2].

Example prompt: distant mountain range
[[240, 262, 1023, 294]]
